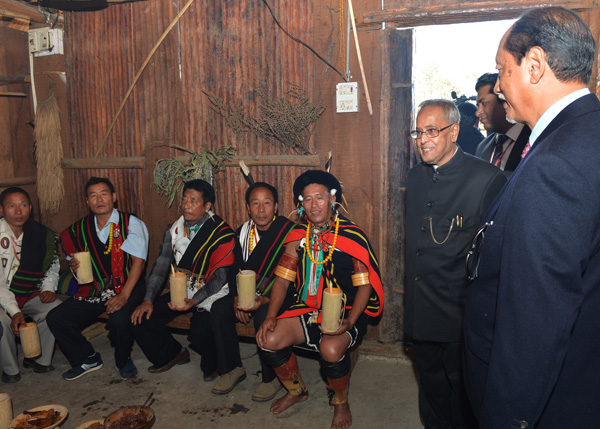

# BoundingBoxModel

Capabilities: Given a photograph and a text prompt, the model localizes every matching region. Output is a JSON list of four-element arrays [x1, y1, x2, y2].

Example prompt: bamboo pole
[[227, 155, 322, 167], [61, 154, 322, 170], [348, 0, 373, 116], [0, 0, 58, 24], [62, 157, 146, 169]]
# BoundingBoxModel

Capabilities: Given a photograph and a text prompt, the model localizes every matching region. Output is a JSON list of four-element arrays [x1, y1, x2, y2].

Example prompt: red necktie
[[521, 141, 531, 159], [492, 134, 510, 166]]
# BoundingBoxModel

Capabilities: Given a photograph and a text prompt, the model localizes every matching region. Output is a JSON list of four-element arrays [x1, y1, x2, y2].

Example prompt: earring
[[273, 215, 276, 221], [297, 206, 304, 218]]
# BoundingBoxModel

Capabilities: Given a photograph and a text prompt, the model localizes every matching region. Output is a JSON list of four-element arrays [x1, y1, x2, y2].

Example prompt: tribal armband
[[274, 253, 299, 282], [351, 258, 370, 286]]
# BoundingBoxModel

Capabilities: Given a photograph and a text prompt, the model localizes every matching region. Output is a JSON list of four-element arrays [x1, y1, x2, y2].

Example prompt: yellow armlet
[[351, 272, 370, 286], [275, 265, 297, 282]]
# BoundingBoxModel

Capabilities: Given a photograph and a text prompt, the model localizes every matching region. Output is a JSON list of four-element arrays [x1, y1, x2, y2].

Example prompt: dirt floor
[[1, 329, 421, 428]]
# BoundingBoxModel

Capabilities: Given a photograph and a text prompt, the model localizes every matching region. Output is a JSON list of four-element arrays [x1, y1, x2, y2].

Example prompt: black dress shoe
[[148, 348, 190, 373], [1, 372, 21, 383], [23, 358, 55, 373]]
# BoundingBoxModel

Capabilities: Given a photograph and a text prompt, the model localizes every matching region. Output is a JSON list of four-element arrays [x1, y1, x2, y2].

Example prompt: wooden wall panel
[[0, 27, 37, 209]]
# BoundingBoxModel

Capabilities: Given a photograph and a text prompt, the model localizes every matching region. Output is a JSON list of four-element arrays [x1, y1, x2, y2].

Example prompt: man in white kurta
[[0, 187, 60, 383]]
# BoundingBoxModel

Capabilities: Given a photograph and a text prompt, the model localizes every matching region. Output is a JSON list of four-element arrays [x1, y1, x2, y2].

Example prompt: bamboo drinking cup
[[170, 272, 187, 308], [236, 270, 256, 309], [73, 251, 94, 284], [0, 393, 12, 429], [19, 322, 41, 359], [321, 288, 345, 333]]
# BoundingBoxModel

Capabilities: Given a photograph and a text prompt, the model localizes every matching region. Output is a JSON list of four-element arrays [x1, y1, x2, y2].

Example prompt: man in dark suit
[[474, 73, 530, 175], [405, 99, 506, 428], [463, 7, 600, 428]]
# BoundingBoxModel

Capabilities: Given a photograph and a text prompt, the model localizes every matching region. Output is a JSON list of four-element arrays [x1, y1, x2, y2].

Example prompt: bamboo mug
[[73, 251, 94, 284], [321, 288, 345, 333], [170, 272, 187, 308], [0, 393, 12, 429], [236, 270, 256, 309], [19, 322, 41, 359]]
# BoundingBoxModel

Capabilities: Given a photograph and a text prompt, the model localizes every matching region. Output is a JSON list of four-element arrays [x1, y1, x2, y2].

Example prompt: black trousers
[[47, 283, 145, 369], [412, 340, 477, 429], [211, 295, 276, 382], [133, 293, 217, 377]]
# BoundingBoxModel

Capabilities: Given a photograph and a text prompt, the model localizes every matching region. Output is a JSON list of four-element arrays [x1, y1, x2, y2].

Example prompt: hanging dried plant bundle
[[204, 84, 325, 154], [249, 84, 325, 154], [201, 91, 246, 143], [153, 144, 235, 207], [34, 93, 64, 223]]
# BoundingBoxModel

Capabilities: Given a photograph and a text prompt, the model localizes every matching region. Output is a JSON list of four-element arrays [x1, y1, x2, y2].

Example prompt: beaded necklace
[[104, 223, 114, 255], [306, 215, 340, 266], [249, 222, 256, 253]]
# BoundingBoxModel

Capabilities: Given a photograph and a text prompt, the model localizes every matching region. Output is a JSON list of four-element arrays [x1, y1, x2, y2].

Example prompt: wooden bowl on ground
[[103, 406, 155, 429]]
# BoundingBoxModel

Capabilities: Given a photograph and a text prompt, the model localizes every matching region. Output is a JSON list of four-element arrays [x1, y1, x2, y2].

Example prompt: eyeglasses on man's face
[[410, 123, 456, 140]]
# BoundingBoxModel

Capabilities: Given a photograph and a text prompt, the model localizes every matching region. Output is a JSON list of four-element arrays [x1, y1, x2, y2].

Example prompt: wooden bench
[[162, 311, 256, 337], [96, 310, 256, 337]]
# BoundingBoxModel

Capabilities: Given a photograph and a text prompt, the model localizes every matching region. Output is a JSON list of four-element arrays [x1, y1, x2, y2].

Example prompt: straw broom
[[34, 93, 64, 223]]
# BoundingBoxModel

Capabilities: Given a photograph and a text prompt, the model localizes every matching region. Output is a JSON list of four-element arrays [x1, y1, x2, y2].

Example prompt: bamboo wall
[[65, 0, 313, 224], [61, 0, 315, 263]]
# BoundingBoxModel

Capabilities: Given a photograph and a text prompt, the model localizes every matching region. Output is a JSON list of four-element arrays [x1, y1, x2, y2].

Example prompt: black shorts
[[294, 311, 368, 353]]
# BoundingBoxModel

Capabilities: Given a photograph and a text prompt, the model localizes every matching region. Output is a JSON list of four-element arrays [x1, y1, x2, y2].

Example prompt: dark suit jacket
[[464, 93, 600, 428], [404, 148, 506, 342], [475, 125, 531, 175]]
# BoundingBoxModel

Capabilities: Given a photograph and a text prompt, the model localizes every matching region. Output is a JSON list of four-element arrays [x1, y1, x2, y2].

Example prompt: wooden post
[[0, 75, 30, 85], [0, 176, 36, 188], [378, 28, 414, 343]]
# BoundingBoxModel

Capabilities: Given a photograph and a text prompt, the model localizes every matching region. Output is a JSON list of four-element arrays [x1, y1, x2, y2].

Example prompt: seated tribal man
[[47, 177, 149, 381], [0, 187, 60, 383], [131, 179, 235, 379], [211, 182, 298, 400], [256, 170, 384, 429]]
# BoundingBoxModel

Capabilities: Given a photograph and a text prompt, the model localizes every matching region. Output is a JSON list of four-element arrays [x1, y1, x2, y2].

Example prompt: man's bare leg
[[331, 402, 352, 429], [262, 349, 309, 414], [270, 391, 309, 414]]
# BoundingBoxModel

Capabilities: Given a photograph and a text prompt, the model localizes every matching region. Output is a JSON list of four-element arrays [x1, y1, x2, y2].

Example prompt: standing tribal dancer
[[256, 170, 384, 429]]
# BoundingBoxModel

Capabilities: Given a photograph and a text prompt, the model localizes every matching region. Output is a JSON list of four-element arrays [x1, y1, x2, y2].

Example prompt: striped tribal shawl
[[175, 214, 235, 281], [235, 216, 298, 297], [9, 219, 58, 308], [280, 215, 384, 319], [60, 212, 133, 299]]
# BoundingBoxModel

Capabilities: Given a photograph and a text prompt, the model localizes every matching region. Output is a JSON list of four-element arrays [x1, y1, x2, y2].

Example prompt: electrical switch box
[[336, 82, 359, 113], [28, 28, 64, 56]]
